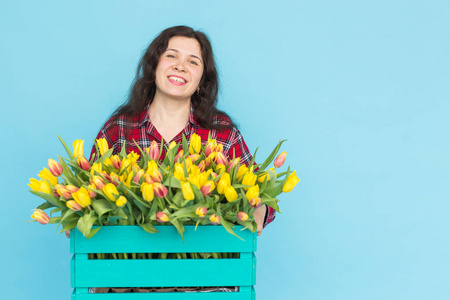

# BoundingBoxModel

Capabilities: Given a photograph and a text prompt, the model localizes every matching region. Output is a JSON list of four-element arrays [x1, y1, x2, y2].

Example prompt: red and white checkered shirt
[[91, 105, 275, 228]]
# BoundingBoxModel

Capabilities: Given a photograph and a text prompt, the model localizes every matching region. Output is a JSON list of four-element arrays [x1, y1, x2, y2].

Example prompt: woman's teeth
[[168, 76, 186, 83]]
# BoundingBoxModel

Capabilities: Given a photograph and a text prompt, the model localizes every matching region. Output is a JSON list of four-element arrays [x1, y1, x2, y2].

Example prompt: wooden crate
[[70, 225, 257, 299]]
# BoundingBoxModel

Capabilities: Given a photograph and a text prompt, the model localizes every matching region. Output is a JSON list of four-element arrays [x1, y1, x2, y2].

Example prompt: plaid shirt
[[91, 105, 275, 228]]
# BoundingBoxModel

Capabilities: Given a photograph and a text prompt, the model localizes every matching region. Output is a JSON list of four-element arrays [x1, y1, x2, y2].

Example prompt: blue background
[[1, 1, 449, 299]]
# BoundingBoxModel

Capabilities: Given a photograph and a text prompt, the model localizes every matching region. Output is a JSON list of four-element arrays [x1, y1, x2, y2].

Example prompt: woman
[[87, 26, 275, 235]]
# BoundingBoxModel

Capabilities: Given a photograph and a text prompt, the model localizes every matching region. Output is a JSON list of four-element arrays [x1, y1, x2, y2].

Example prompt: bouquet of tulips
[[29, 134, 300, 240]]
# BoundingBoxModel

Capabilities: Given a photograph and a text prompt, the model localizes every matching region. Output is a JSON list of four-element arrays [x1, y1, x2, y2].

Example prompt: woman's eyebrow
[[166, 48, 202, 63]]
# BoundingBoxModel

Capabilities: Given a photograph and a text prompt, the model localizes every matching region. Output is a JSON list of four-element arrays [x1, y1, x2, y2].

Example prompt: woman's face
[[154, 36, 204, 101]]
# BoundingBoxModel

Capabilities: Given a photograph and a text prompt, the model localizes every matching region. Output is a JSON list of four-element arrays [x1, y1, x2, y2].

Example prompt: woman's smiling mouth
[[168, 75, 187, 85]]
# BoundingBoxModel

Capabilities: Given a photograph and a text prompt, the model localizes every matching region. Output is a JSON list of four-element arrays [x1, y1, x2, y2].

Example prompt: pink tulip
[[65, 185, 79, 194], [133, 169, 144, 184], [153, 183, 168, 198], [249, 197, 262, 209], [274, 151, 287, 168], [111, 155, 122, 169], [200, 181, 215, 197], [195, 207, 208, 218], [215, 152, 228, 166], [174, 150, 184, 163], [48, 159, 63, 177], [149, 141, 160, 161], [31, 209, 50, 225], [66, 200, 82, 211], [237, 212, 249, 222], [156, 211, 169, 223], [209, 214, 221, 225], [76, 156, 91, 171]]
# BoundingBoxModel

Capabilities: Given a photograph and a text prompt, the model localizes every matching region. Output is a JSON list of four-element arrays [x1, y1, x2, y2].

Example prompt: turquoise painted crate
[[70, 225, 257, 299]]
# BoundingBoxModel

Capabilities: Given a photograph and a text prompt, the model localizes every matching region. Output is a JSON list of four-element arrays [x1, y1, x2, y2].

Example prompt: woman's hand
[[253, 204, 267, 236], [65, 230, 70, 239]]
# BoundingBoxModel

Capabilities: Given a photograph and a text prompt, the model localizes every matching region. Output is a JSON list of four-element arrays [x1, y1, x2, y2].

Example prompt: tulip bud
[[282, 170, 300, 193], [72, 187, 91, 207], [116, 196, 127, 207], [87, 184, 97, 198], [102, 183, 119, 202], [237, 212, 249, 222], [189, 154, 200, 162], [90, 163, 103, 175], [189, 133, 201, 155], [216, 173, 230, 195], [110, 172, 120, 186], [215, 152, 228, 166], [143, 174, 154, 185], [215, 143, 224, 153], [153, 182, 168, 198], [55, 184, 71, 199], [65, 185, 79, 194], [204, 157, 211, 169], [90, 176, 106, 190], [148, 141, 160, 161], [76, 156, 91, 171], [195, 206, 208, 218], [169, 141, 177, 149], [128, 151, 140, 164], [72, 139, 84, 157], [200, 180, 214, 197], [174, 164, 186, 182], [96, 138, 110, 156], [31, 209, 50, 225], [156, 211, 169, 223], [274, 151, 287, 168], [133, 169, 144, 184], [174, 150, 184, 163], [141, 182, 154, 202], [249, 196, 262, 209], [224, 185, 238, 202], [257, 172, 269, 183], [111, 155, 122, 170], [209, 214, 221, 225], [39, 181, 52, 194], [66, 200, 82, 211], [228, 157, 240, 173], [181, 181, 195, 201], [48, 159, 63, 177], [215, 163, 226, 174], [246, 185, 260, 201], [205, 139, 217, 157], [197, 160, 206, 172], [236, 165, 249, 181], [38, 168, 58, 186], [148, 168, 162, 183], [28, 178, 41, 192], [99, 172, 112, 183], [242, 172, 257, 189]]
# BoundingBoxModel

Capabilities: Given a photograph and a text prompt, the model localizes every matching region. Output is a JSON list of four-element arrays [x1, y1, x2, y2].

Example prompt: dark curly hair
[[112, 25, 233, 130]]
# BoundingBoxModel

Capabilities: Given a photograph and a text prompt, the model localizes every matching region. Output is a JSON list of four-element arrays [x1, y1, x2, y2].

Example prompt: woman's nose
[[173, 61, 186, 72]]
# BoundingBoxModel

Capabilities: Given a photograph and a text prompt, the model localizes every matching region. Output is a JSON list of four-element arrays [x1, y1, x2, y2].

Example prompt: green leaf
[[98, 148, 114, 164], [139, 222, 159, 233], [261, 193, 281, 213], [57, 134, 75, 160], [92, 199, 115, 218], [58, 155, 79, 186], [163, 176, 181, 189], [87, 227, 102, 239], [36, 202, 55, 210], [217, 211, 243, 241], [122, 185, 151, 209], [76, 211, 98, 238], [182, 134, 189, 154], [30, 191, 65, 209], [58, 221, 77, 234]]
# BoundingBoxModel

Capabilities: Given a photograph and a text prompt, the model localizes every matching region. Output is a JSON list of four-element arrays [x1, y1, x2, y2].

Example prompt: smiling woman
[[88, 26, 276, 237]]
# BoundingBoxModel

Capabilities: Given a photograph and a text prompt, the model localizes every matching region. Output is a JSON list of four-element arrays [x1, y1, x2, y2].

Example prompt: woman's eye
[[167, 54, 176, 58], [189, 61, 198, 65]]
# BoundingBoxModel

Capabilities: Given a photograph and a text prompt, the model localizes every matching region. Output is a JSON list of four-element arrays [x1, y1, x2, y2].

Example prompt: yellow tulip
[[169, 141, 177, 149], [282, 170, 300, 193], [28, 178, 41, 192], [87, 184, 97, 198], [90, 163, 103, 175], [236, 165, 249, 181], [116, 196, 127, 207], [96, 138, 109, 156], [181, 181, 195, 201], [72, 187, 91, 207], [246, 185, 260, 201], [141, 182, 155, 202], [205, 139, 217, 157], [241, 172, 257, 189], [39, 181, 52, 194], [195, 206, 208, 218], [224, 185, 238, 202], [216, 173, 230, 195], [189, 133, 201, 154], [215, 163, 226, 174], [237, 212, 249, 222], [174, 164, 186, 181], [72, 139, 84, 157], [38, 168, 58, 186], [102, 183, 119, 202]]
